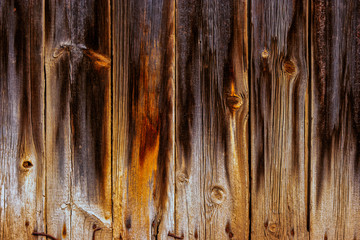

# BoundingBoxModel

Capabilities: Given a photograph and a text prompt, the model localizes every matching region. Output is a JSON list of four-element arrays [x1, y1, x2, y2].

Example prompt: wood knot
[[268, 223, 278, 233], [264, 221, 268, 228], [210, 186, 226, 205], [226, 95, 242, 112], [22, 160, 33, 169], [176, 172, 189, 184], [282, 60, 297, 76], [125, 217, 131, 229], [261, 49, 269, 59]]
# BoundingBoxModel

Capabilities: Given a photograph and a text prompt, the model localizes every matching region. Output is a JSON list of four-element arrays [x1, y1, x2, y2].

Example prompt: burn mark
[[254, 46, 272, 191], [153, 0, 174, 210], [71, 51, 110, 199], [177, 0, 200, 171], [313, 0, 360, 203]]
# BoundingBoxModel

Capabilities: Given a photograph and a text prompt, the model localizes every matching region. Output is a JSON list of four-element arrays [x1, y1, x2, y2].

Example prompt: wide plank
[[112, 0, 175, 239], [0, 0, 45, 239], [250, 1, 309, 239], [175, 0, 205, 239], [310, 0, 360, 239], [45, 0, 112, 238], [175, 0, 249, 239]]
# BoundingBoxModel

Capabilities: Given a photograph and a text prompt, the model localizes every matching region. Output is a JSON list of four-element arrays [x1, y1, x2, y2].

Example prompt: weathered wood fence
[[1, 0, 360, 239]]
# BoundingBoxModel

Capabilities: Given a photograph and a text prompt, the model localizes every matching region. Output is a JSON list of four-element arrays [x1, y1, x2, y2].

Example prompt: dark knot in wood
[[226, 95, 242, 112], [22, 160, 33, 169], [282, 60, 297, 76]]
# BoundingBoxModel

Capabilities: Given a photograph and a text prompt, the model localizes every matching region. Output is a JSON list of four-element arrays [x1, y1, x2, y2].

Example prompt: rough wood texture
[[175, 0, 249, 239], [0, 0, 45, 239], [112, 0, 175, 239], [310, 0, 360, 239], [4, 1, 360, 239], [175, 1, 204, 239], [250, 0, 309, 239], [45, 0, 112, 239]]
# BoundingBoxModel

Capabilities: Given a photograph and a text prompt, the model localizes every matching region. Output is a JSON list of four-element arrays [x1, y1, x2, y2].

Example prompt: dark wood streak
[[175, 0, 203, 238], [251, 0, 308, 239], [69, 0, 111, 200], [113, 0, 175, 238], [45, 0, 111, 238], [0, 0, 45, 238], [311, 0, 360, 238], [176, 0, 249, 239]]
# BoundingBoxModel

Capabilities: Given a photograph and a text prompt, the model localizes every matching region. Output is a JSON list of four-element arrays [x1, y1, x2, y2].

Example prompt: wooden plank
[[310, 0, 360, 239], [250, 0, 309, 239], [175, 1, 204, 239], [0, 0, 45, 239], [112, 0, 175, 239], [44, 0, 72, 238], [175, 0, 249, 239], [45, 0, 112, 239]]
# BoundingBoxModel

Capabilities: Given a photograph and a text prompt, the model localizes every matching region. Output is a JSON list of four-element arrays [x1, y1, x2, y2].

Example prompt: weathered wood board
[[310, 0, 360, 239], [2, 0, 360, 239], [0, 0, 45, 239], [250, 0, 309, 239], [175, 0, 249, 239], [112, 0, 175, 239], [45, 0, 112, 239]]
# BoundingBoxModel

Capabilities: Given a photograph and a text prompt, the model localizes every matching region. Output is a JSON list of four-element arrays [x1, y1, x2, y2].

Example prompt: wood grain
[[0, 0, 45, 239], [112, 0, 175, 239], [45, 0, 112, 238], [250, 0, 309, 239], [175, 1, 204, 239], [310, 0, 360, 239], [175, 0, 249, 239]]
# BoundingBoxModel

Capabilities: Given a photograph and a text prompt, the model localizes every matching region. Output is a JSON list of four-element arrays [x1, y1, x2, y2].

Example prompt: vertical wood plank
[[250, 0, 309, 239], [175, 0, 249, 239], [175, 0, 205, 239], [45, 0, 112, 238], [310, 0, 360, 239], [44, 0, 72, 238], [0, 0, 45, 239], [112, 0, 175, 239], [202, 1, 249, 239]]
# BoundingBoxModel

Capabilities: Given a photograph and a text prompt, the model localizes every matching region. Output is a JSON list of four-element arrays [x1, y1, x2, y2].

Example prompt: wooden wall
[[1, 0, 359, 239]]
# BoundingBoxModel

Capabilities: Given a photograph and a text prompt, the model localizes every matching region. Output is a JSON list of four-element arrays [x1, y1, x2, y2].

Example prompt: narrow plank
[[44, 0, 72, 238], [45, 0, 112, 238], [250, 0, 309, 239], [112, 0, 175, 239], [310, 0, 360, 239], [201, 1, 249, 239], [175, 0, 205, 239], [0, 0, 45, 239], [175, 0, 249, 239]]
